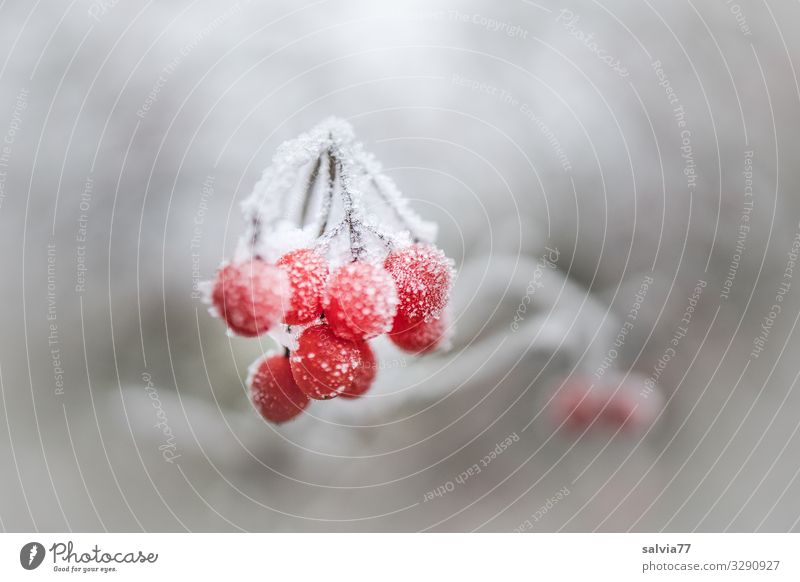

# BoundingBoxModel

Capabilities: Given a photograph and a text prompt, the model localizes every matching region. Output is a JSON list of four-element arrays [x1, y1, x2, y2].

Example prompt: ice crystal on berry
[[339, 341, 377, 399], [248, 354, 309, 423], [277, 248, 329, 325], [324, 261, 398, 341], [389, 311, 451, 354], [290, 325, 372, 400], [385, 243, 454, 321], [211, 258, 288, 337]]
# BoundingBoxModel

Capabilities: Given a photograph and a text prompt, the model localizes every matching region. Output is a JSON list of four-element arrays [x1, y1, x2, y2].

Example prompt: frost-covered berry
[[211, 259, 287, 337], [384, 243, 453, 321], [290, 324, 374, 399], [211, 120, 454, 415], [249, 354, 309, 423], [389, 313, 448, 354], [340, 341, 376, 399], [324, 262, 398, 341], [277, 248, 329, 325]]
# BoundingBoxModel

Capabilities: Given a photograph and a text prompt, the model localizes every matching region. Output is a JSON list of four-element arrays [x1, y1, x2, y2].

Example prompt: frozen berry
[[249, 354, 309, 423], [340, 341, 376, 399], [211, 258, 287, 337], [324, 262, 397, 341], [384, 243, 453, 321], [290, 325, 374, 399], [389, 313, 448, 354], [277, 248, 329, 325]]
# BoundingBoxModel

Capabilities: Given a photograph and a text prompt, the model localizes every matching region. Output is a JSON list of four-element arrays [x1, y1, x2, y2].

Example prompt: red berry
[[211, 258, 287, 337], [324, 262, 397, 341], [553, 381, 598, 431], [340, 341, 376, 399], [389, 313, 447, 354], [384, 243, 452, 321], [604, 398, 637, 430], [249, 354, 309, 423], [277, 248, 329, 325], [551, 374, 661, 434], [290, 325, 374, 399]]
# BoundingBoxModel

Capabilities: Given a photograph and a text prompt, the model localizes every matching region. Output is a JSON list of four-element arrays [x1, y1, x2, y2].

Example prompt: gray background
[[0, 0, 799, 531]]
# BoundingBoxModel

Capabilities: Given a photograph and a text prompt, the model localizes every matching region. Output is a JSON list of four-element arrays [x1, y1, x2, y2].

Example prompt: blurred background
[[1, 0, 800, 531]]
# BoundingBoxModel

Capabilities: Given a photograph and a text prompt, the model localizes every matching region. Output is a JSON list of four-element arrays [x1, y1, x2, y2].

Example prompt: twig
[[298, 155, 322, 227], [370, 176, 420, 243], [316, 149, 336, 237], [363, 223, 394, 250], [329, 147, 365, 261], [249, 216, 261, 250]]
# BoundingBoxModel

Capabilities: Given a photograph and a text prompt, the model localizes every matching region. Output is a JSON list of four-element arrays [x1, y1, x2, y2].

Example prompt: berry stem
[[316, 149, 337, 237], [329, 147, 365, 261], [298, 155, 322, 227], [314, 220, 344, 253], [345, 210, 364, 262], [369, 176, 421, 243], [354, 153, 424, 243], [363, 223, 394, 250], [249, 216, 262, 251]]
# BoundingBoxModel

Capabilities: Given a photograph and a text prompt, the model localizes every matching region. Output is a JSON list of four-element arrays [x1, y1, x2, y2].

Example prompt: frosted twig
[[353, 149, 438, 243], [298, 155, 322, 227], [240, 117, 438, 263], [362, 223, 394, 249], [316, 149, 336, 237], [329, 146, 365, 261], [313, 220, 345, 253]]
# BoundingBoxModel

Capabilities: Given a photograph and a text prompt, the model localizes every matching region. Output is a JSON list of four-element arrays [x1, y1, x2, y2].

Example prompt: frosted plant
[[238, 117, 437, 265], [206, 118, 456, 422]]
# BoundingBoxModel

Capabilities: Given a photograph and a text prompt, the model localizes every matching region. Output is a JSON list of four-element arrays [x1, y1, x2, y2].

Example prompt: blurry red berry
[[277, 248, 329, 325], [290, 325, 374, 400], [249, 354, 309, 423], [559, 390, 597, 430], [604, 398, 637, 431], [211, 258, 287, 337], [384, 243, 453, 321], [324, 262, 397, 341], [551, 374, 660, 434], [389, 313, 447, 354]]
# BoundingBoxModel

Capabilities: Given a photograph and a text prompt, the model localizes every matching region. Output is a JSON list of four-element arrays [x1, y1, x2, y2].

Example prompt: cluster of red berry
[[550, 374, 662, 434], [206, 120, 455, 424]]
